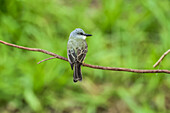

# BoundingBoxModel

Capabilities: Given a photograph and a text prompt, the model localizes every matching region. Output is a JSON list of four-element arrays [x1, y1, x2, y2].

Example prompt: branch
[[0, 40, 170, 74], [153, 49, 170, 68], [37, 57, 56, 64], [0, 40, 67, 61]]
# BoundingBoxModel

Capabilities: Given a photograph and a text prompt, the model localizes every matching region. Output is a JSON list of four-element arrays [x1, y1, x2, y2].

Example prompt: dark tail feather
[[73, 63, 82, 82]]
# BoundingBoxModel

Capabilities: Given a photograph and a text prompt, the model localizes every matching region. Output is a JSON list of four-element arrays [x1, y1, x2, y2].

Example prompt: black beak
[[84, 33, 92, 36]]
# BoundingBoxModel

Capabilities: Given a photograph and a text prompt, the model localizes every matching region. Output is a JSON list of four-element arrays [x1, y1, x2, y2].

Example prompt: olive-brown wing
[[67, 48, 77, 70], [77, 43, 88, 63]]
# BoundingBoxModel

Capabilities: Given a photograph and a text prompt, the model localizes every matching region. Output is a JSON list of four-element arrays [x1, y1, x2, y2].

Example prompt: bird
[[67, 28, 92, 82]]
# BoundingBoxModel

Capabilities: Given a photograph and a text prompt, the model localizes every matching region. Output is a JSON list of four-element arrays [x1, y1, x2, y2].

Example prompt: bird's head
[[69, 28, 92, 40]]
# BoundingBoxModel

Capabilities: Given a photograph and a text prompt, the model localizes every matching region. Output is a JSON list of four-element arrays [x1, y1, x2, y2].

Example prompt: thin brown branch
[[37, 57, 56, 64], [153, 49, 170, 68], [1, 40, 170, 74], [0, 40, 67, 61]]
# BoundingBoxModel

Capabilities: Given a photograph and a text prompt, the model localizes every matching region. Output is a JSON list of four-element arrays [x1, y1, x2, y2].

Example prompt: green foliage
[[0, 0, 170, 112]]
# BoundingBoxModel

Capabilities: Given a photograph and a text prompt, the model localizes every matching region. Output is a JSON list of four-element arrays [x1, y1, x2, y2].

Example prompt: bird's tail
[[73, 63, 82, 82]]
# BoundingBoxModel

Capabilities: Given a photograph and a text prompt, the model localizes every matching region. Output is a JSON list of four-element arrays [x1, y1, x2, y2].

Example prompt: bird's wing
[[67, 40, 77, 70], [77, 42, 88, 63], [67, 49, 76, 70]]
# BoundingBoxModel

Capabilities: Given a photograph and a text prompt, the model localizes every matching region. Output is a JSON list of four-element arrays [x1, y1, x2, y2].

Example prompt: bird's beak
[[84, 33, 92, 37]]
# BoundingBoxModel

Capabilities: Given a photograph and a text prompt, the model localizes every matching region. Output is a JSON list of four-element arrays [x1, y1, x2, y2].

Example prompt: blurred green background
[[0, 0, 170, 113]]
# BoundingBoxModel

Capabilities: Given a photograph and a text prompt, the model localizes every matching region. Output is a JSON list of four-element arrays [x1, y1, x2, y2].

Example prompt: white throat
[[82, 35, 86, 40], [76, 35, 86, 40]]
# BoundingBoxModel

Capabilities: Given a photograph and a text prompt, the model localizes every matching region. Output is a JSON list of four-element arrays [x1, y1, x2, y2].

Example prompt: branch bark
[[0, 40, 170, 74], [37, 57, 57, 64], [153, 49, 170, 68]]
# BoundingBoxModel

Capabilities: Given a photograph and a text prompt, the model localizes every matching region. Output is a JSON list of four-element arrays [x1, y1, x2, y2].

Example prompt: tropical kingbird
[[67, 28, 92, 82]]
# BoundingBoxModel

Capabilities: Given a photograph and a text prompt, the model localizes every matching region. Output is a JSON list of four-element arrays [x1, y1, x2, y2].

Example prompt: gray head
[[69, 28, 92, 40]]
